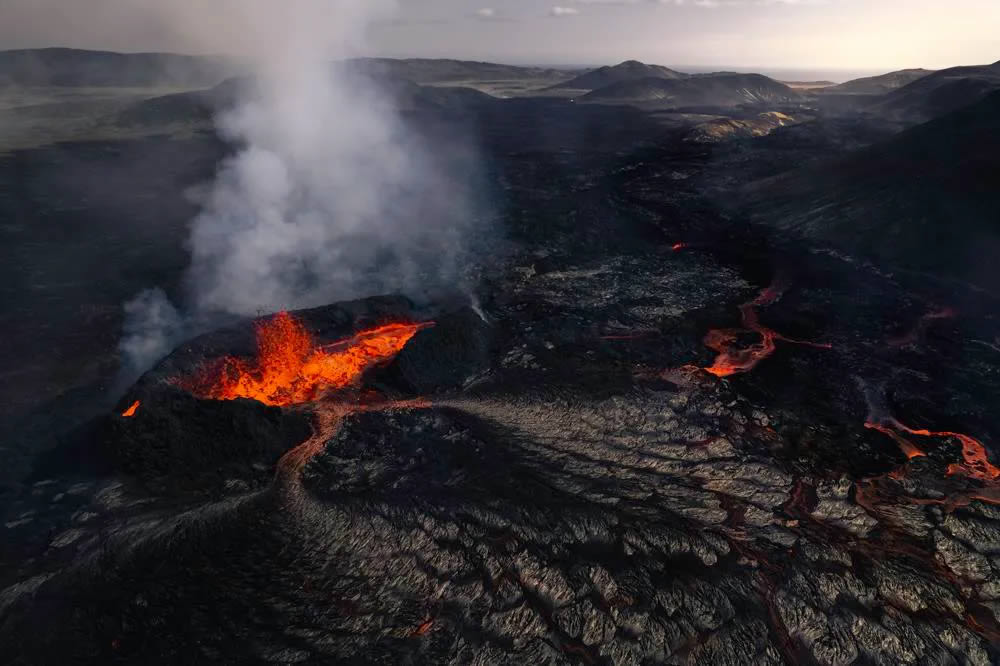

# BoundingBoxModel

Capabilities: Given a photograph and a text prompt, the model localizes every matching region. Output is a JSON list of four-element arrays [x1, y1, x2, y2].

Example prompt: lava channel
[[703, 283, 831, 378], [173, 312, 433, 406], [870, 418, 1000, 483]]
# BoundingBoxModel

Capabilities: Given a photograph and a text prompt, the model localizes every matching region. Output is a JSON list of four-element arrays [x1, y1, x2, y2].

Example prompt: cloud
[[651, 0, 829, 6], [549, 6, 580, 16], [471, 7, 515, 22]]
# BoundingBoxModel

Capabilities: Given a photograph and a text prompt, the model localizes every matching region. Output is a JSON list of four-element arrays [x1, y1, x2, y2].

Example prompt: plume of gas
[[118, 0, 490, 377]]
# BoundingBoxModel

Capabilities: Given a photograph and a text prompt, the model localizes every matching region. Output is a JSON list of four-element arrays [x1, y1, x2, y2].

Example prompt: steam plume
[[118, 288, 183, 379], [119, 0, 488, 375]]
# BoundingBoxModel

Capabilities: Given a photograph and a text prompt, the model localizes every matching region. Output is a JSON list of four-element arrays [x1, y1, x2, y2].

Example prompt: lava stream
[[864, 422, 926, 460], [867, 417, 1000, 483], [121, 400, 140, 417], [173, 312, 432, 406], [703, 284, 831, 378]]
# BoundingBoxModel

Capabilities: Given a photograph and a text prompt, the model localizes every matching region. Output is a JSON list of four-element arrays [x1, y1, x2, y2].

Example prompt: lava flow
[[174, 312, 432, 407], [703, 284, 831, 378], [121, 400, 140, 417], [863, 421, 927, 461], [869, 418, 1000, 483]]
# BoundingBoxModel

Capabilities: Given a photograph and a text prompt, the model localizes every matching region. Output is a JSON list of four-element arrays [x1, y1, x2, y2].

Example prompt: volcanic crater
[[6, 239, 1000, 665], [4, 54, 1000, 665]]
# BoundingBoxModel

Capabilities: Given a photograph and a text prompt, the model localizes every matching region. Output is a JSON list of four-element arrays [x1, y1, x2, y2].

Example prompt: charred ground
[[2, 52, 1000, 664]]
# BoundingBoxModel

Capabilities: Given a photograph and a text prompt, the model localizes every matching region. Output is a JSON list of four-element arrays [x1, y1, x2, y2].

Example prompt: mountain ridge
[[549, 60, 687, 90], [583, 72, 799, 107]]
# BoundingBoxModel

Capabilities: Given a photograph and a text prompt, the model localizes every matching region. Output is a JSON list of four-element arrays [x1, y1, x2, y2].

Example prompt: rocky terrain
[[741, 89, 1000, 289], [821, 69, 934, 95], [869, 62, 1000, 123], [582, 73, 801, 108], [3, 49, 1000, 664], [0, 47, 240, 88], [549, 60, 687, 91]]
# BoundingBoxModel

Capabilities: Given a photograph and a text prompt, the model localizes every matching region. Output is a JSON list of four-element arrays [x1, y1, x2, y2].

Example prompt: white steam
[[119, 0, 487, 376], [119, 288, 183, 377]]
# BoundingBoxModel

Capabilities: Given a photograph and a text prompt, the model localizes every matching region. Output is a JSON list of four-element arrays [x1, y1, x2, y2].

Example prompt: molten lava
[[174, 312, 432, 407], [868, 417, 1000, 483], [702, 284, 831, 378], [703, 284, 782, 377], [121, 400, 140, 417], [671, 242, 688, 252], [896, 422, 1000, 483], [864, 422, 926, 460]]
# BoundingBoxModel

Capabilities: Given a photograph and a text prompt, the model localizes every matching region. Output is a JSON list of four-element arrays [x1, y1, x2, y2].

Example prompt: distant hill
[[363, 75, 497, 112], [349, 58, 576, 84], [110, 78, 246, 128], [685, 111, 800, 143], [549, 60, 686, 90], [868, 62, 1000, 122], [0, 50, 570, 90], [741, 89, 1000, 290], [825, 68, 934, 94], [583, 73, 800, 107], [110, 74, 494, 130], [0, 48, 237, 88]]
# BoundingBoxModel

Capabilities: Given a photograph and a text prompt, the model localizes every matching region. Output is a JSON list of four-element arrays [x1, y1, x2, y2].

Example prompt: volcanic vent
[[105, 296, 441, 490], [171, 311, 432, 407]]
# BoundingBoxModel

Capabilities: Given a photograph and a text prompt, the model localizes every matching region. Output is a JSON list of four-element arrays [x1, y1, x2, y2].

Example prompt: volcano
[[4, 50, 1000, 666]]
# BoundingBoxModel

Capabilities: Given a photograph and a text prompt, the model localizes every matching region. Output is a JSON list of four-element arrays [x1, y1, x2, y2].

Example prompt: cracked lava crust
[[4, 236, 1000, 666]]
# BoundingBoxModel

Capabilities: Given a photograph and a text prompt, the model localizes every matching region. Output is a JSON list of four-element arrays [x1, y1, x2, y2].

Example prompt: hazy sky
[[1, 0, 997, 71]]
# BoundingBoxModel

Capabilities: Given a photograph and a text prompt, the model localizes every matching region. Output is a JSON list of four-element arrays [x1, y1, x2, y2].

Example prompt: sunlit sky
[[1, 0, 998, 73]]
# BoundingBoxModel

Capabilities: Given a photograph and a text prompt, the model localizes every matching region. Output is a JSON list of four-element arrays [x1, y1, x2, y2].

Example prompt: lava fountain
[[173, 312, 433, 407]]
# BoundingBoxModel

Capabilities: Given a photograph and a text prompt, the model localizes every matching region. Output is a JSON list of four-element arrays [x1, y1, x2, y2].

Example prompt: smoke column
[[119, 0, 487, 375]]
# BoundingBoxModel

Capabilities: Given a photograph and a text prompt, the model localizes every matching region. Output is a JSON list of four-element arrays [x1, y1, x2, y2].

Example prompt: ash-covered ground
[[3, 63, 1000, 665]]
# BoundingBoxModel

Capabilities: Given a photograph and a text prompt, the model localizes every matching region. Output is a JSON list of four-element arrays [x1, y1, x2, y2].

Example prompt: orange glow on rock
[[703, 284, 831, 378], [174, 312, 432, 407], [868, 418, 1000, 483], [704, 285, 782, 377], [865, 421, 926, 460], [897, 423, 1000, 483], [121, 400, 140, 417]]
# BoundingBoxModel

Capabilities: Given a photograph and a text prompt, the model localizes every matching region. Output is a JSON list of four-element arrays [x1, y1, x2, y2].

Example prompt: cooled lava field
[[3, 72, 1000, 665]]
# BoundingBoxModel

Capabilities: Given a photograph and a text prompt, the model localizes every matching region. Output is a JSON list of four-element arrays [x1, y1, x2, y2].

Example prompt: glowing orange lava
[[704, 285, 778, 377], [121, 400, 140, 417], [174, 312, 432, 407], [868, 417, 1000, 483], [864, 421, 926, 460], [703, 284, 832, 378], [897, 422, 999, 483]]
